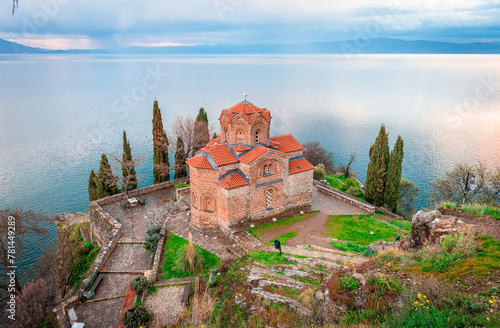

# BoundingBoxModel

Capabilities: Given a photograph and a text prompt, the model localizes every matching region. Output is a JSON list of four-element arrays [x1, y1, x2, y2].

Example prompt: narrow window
[[266, 189, 273, 210], [224, 128, 228, 142], [192, 193, 197, 209], [255, 130, 260, 143]]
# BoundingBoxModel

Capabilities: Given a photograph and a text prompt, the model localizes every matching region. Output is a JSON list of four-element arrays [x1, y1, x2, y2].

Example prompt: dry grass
[[191, 287, 215, 325], [174, 233, 204, 273]]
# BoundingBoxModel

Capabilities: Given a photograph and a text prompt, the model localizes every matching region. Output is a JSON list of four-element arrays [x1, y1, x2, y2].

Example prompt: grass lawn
[[325, 174, 366, 201], [160, 231, 220, 280], [440, 234, 500, 280], [264, 230, 299, 246], [248, 250, 296, 266], [326, 214, 410, 246], [247, 211, 319, 239]]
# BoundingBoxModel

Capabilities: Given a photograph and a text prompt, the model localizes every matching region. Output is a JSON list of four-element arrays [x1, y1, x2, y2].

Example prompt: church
[[187, 97, 314, 229]]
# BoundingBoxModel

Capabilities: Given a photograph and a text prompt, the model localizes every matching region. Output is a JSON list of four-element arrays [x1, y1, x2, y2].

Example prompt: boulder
[[400, 210, 461, 250]]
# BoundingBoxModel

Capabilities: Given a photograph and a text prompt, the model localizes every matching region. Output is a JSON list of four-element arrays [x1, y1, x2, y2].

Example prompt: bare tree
[[488, 166, 500, 202], [429, 162, 487, 205], [53, 224, 74, 299], [303, 141, 335, 173], [12, 276, 56, 328], [337, 153, 357, 178], [108, 154, 146, 197], [170, 116, 196, 156], [0, 208, 52, 300]]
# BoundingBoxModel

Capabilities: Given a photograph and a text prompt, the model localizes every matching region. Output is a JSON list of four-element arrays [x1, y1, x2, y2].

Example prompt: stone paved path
[[312, 187, 369, 215]]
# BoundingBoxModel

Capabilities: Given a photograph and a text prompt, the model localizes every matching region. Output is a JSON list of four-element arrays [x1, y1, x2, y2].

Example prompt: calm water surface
[[1, 54, 499, 279]]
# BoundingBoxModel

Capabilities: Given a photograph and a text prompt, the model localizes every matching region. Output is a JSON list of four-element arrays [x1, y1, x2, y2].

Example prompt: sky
[[1, 0, 499, 50]]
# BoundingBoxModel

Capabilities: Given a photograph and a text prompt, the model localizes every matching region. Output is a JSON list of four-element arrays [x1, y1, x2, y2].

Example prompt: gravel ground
[[145, 286, 186, 327]]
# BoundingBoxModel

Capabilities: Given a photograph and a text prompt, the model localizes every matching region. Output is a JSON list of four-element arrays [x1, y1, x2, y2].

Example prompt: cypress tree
[[174, 137, 188, 179], [365, 124, 390, 207], [122, 131, 138, 193], [88, 169, 98, 201], [96, 153, 120, 199], [152, 100, 170, 184], [193, 107, 210, 155], [385, 136, 404, 213]]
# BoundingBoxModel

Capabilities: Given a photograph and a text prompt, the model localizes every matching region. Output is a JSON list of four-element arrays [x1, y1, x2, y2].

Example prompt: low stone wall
[[176, 185, 191, 203], [374, 206, 404, 220], [314, 180, 375, 214], [95, 177, 189, 207], [148, 219, 169, 282]]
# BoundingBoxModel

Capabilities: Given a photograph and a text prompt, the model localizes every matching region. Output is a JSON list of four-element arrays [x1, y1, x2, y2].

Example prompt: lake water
[[1, 54, 499, 279]]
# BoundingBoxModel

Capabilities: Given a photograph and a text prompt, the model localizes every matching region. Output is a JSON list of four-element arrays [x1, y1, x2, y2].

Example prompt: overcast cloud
[[1, 0, 499, 49]]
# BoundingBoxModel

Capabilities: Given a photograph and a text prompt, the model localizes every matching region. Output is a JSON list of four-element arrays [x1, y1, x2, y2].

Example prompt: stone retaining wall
[[95, 177, 189, 207], [176, 185, 190, 203], [149, 221, 168, 282], [314, 180, 375, 214]]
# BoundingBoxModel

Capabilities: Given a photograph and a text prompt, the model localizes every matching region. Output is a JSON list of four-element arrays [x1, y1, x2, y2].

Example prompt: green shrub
[[340, 177, 359, 192], [173, 195, 177, 202], [129, 276, 149, 292], [121, 304, 150, 328], [144, 225, 162, 254], [345, 186, 361, 197], [403, 231, 477, 273], [339, 275, 360, 292], [442, 202, 457, 210], [313, 164, 327, 181], [174, 181, 189, 189]]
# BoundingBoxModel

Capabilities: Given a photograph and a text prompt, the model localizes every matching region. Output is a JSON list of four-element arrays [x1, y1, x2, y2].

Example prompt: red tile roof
[[219, 102, 271, 123], [186, 155, 215, 170], [117, 287, 136, 328], [217, 172, 249, 189], [289, 158, 315, 175], [270, 134, 304, 153], [207, 144, 238, 166], [238, 145, 270, 164], [239, 145, 286, 164], [231, 144, 250, 152]]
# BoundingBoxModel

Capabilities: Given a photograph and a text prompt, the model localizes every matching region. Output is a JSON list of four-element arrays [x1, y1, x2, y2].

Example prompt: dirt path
[[440, 209, 500, 241], [259, 212, 339, 249]]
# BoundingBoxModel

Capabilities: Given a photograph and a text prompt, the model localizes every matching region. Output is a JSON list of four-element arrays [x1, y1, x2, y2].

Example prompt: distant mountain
[[0, 38, 42, 54], [1, 37, 499, 55]]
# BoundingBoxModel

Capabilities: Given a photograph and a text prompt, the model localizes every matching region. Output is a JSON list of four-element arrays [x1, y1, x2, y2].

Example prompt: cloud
[[0, 0, 499, 49]]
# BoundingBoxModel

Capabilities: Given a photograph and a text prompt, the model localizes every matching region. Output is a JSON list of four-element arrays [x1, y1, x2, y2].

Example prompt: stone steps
[[250, 287, 313, 317]]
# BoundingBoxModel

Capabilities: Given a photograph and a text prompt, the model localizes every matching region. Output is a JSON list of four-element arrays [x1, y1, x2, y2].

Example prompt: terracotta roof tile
[[289, 158, 315, 175], [217, 172, 249, 189], [186, 156, 215, 170], [208, 144, 238, 166], [238, 145, 270, 164], [231, 144, 250, 152], [219, 101, 271, 123], [117, 287, 136, 328], [270, 134, 304, 153]]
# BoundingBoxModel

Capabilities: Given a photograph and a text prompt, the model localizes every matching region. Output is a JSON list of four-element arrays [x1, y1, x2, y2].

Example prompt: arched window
[[202, 194, 215, 213], [223, 128, 228, 142], [263, 162, 274, 176], [266, 189, 273, 210], [255, 130, 260, 143], [192, 192, 197, 209]]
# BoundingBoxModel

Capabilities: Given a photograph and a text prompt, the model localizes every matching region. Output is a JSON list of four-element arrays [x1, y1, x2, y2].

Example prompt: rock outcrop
[[400, 210, 464, 250]]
